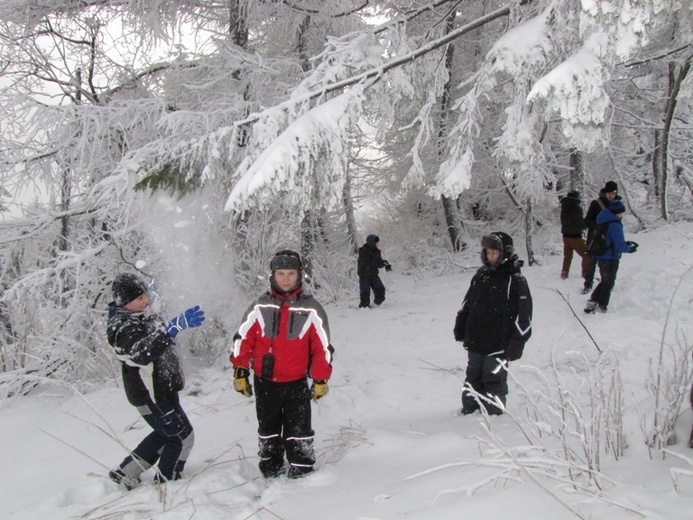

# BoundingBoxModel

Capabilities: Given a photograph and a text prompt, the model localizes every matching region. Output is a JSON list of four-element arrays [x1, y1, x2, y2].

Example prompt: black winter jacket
[[584, 191, 610, 243], [454, 256, 533, 360], [107, 303, 184, 406], [357, 244, 386, 279], [560, 194, 586, 238]]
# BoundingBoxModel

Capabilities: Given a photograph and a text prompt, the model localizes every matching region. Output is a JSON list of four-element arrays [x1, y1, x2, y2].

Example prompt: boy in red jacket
[[230, 250, 334, 479]]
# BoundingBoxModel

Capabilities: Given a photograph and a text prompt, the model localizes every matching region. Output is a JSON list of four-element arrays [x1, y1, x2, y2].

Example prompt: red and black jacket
[[231, 287, 333, 383]]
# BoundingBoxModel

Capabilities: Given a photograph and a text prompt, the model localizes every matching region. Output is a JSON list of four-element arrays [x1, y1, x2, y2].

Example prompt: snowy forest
[[0, 0, 692, 405]]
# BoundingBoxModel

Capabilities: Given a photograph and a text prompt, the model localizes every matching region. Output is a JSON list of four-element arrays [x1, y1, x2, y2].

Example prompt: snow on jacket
[[357, 237, 386, 279], [560, 193, 586, 238], [231, 287, 333, 383], [107, 303, 184, 406], [454, 256, 533, 360], [595, 208, 632, 262]]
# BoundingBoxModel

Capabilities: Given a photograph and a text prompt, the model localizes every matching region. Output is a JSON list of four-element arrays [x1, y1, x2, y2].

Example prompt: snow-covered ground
[[2, 222, 693, 520]]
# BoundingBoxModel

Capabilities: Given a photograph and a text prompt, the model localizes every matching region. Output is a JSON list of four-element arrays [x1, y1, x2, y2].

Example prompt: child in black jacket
[[107, 273, 205, 489], [559, 190, 588, 280], [454, 232, 532, 415], [357, 234, 392, 308]]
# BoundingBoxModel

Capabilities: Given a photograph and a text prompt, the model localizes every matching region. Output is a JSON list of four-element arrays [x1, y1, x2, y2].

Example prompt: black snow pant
[[583, 253, 598, 289], [118, 395, 194, 482], [589, 260, 620, 310], [461, 351, 508, 415], [254, 376, 315, 478], [359, 276, 386, 308]]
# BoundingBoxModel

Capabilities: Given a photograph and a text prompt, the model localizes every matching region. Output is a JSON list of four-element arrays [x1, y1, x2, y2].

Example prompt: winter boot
[[583, 300, 597, 314], [287, 464, 313, 479], [109, 469, 140, 491]]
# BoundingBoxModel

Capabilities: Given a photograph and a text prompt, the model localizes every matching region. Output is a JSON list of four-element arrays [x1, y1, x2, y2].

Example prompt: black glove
[[504, 338, 525, 361], [626, 240, 639, 253], [233, 367, 253, 397], [453, 312, 465, 343], [383, 261, 393, 272]]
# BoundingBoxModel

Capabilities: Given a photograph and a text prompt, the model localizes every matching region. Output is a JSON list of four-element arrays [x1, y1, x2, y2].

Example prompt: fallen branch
[[553, 288, 602, 352]]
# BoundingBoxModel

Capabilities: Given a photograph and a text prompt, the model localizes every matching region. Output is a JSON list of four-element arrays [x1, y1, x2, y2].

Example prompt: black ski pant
[[583, 253, 598, 288], [461, 351, 508, 415], [359, 276, 385, 308], [254, 376, 315, 478], [589, 260, 620, 310], [118, 395, 194, 481]]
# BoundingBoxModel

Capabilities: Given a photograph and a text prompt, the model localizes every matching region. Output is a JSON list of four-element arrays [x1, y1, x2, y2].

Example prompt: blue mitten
[[167, 305, 205, 339]]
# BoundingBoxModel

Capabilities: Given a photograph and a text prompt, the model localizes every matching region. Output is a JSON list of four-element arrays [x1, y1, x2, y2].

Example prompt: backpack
[[586, 223, 609, 255]]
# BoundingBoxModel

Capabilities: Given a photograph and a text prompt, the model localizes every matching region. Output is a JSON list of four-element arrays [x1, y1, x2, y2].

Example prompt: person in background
[[454, 232, 533, 415], [584, 200, 638, 313], [107, 273, 205, 489], [357, 234, 392, 308], [230, 250, 334, 479], [583, 181, 619, 294], [559, 190, 588, 281]]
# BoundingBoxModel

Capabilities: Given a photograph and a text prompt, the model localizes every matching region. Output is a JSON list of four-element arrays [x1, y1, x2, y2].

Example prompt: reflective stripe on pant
[[461, 351, 508, 415]]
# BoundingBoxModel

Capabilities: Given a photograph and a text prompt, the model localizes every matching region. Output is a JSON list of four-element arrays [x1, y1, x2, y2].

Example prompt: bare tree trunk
[[652, 129, 662, 202], [659, 56, 692, 221], [229, 0, 248, 47], [301, 211, 315, 282], [569, 148, 585, 195], [343, 167, 359, 254], [441, 195, 465, 251], [524, 199, 536, 266], [437, 12, 466, 252], [295, 15, 318, 279]]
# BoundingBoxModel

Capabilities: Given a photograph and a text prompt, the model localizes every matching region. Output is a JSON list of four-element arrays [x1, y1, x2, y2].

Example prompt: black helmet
[[112, 273, 148, 306], [269, 250, 303, 294]]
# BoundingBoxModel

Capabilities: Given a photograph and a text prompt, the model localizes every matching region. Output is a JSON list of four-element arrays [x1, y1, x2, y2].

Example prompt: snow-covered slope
[[2, 222, 693, 520]]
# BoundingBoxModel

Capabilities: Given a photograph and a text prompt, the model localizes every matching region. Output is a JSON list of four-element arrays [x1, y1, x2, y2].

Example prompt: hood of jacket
[[596, 208, 621, 225]]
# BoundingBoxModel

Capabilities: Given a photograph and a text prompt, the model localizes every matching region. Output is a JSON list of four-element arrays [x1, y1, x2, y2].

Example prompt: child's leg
[[149, 398, 194, 480], [561, 237, 573, 278], [255, 377, 287, 478], [595, 261, 619, 310], [480, 355, 508, 415], [115, 403, 161, 484], [358, 278, 371, 308], [282, 379, 315, 478], [461, 352, 484, 413], [372, 276, 386, 305]]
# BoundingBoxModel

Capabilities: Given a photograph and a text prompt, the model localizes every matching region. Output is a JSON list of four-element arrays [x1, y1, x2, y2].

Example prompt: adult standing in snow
[[230, 250, 334, 479], [107, 273, 205, 489], [453, 232, 533, 415], [584, 200, 638, 313], [357, 234, 392, 308], [583, 181, 619, 294], [559, 190, 589, 281]]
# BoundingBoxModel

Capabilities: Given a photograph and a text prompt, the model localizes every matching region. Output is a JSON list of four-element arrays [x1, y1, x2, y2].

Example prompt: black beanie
[[603, 181, 618, 193], [112, 273, 148, 306], [270, 250, 302, 273]]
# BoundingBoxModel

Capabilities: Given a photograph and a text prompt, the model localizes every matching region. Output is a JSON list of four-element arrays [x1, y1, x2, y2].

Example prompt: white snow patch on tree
[[225, 88, 363, 215], [528, 34, 610, 151]]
